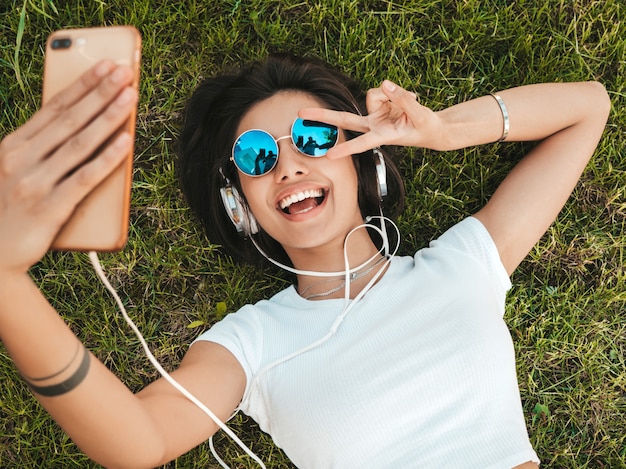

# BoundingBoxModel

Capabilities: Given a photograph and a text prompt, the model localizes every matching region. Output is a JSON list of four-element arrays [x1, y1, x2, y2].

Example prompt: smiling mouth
[[278, 188, 326, 215]]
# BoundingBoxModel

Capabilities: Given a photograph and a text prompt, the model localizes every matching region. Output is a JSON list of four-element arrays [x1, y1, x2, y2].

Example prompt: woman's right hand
[[0, 61, 137, 276]]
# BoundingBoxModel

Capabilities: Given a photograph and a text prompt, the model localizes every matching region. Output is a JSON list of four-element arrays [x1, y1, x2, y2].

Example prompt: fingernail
[[95, 60, 113, 77], [110, 66, 127, 83], [113, 133, 131, 148], [115, 88, 135, 105], [383, 80, 397, 92]]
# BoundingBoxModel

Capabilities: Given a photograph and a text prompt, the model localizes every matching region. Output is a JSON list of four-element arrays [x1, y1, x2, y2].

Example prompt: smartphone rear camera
[[51, 38, 72, 49]]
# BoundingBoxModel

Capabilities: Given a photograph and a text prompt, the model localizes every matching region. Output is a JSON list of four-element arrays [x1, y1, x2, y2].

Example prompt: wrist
[[0, 272, 40, 323], [432, 110, 460, 151], [435, 94, 511, 150], [490, 93, 510, 142]]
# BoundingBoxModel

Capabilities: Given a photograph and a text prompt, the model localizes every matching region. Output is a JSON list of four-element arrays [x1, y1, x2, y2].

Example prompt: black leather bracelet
[[27, 345, 91, 397]]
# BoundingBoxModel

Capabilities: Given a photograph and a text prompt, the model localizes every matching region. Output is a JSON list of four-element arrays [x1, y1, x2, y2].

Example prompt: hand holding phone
[[42, 26, 141, 251], [0, 61, 137, 275]]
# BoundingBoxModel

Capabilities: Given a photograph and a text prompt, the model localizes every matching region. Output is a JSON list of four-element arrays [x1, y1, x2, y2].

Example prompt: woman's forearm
[[437, 81, 609, 150], [0, 273, 165, 468]]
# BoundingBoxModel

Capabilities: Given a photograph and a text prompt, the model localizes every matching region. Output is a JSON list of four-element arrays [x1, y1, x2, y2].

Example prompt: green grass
[[1, 0, 625, 467]]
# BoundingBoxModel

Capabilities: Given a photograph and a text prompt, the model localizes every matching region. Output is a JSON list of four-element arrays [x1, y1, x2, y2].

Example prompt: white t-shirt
[[195, 217, 540, 468]]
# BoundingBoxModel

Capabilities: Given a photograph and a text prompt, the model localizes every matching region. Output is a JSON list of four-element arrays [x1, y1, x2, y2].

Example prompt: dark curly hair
[[177, 54, 405, 267]]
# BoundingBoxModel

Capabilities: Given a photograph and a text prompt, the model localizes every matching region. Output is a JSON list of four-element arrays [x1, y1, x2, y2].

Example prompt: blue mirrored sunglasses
[[231, 118, 339, 177]]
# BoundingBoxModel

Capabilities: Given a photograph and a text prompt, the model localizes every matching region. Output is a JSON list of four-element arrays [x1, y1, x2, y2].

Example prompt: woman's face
[[235, 91, 364, 257]]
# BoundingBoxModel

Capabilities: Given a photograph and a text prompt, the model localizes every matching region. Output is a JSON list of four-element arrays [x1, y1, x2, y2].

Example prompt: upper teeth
[[279, 189, 324, 210]]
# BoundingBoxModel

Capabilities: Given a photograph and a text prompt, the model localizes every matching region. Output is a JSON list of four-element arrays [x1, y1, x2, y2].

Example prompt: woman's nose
[[273, 139, 309, 181]]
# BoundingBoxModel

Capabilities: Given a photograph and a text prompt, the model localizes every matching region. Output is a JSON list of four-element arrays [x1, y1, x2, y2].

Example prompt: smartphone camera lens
[[51, 38, 72, 49]]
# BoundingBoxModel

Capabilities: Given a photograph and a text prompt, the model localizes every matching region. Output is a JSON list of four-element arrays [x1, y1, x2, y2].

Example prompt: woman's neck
[[285, 230, 388, 300], [296, 255, 388, 300]]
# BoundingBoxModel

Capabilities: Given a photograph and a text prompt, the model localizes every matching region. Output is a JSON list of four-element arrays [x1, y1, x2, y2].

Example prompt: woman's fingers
[[0, 61, 137, 272], [380, 80, 417, 100], [30, 65, 134, 163], [365, 86, 391, 114], [1, 61, 136, 200], [324, 134, 382, 159], [3, 62, 134, 177], [300, 80, 434, 157], [49, 131, 133, 223], [297, 108, 379, 159], [298, 108, 370, 133], [298, 108, 384, 158], [0, 130, 133, 274], [6, 61, 116, 147], [33, 85, 138, 194]]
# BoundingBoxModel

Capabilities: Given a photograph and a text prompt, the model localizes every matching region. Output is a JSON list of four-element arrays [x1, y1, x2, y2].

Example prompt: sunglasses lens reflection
[[292, 118, 338, 156], [233, 130, 279, 176], [232, 120, 339, 176]]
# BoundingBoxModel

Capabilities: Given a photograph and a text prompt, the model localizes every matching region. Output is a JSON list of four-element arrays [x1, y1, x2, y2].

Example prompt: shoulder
[[432, 217, 498, 255], [420, 217, 511, 291]]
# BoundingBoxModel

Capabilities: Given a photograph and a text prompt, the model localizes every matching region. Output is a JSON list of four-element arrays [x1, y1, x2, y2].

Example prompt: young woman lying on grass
[[0, 54, 610, 468]]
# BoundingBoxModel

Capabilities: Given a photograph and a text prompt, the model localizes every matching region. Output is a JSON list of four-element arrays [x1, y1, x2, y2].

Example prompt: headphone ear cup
[[220, 183, 259, 236], [373, 148, 388, 199]]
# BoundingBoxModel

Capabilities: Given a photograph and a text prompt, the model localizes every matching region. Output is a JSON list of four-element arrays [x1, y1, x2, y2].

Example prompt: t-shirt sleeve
[[192, 305, 263, 395], [430, 216, 512, 295]]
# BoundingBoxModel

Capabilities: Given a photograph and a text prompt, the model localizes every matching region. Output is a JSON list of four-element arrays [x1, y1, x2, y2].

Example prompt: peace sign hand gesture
[[299, 80, 449, 159]]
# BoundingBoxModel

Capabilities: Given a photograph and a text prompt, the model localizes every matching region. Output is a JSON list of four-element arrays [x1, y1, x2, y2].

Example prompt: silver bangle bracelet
[[491, 93, 509, 142]]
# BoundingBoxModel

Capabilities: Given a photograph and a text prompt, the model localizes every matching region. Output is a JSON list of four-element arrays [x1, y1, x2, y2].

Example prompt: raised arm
[[0, 63, 245, 468], [461, 82, 610, 274], [300, 80, 611, 274]]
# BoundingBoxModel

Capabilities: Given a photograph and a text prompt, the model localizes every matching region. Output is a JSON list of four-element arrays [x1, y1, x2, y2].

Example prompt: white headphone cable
[[87, 251, 266, 469], [248, 213, 392, 278], [87, 216, 398, 469], [248, 216, 400, 388]]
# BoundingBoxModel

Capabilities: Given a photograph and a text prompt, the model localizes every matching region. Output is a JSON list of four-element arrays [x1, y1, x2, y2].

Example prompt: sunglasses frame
[[231, 118, 339, 177]]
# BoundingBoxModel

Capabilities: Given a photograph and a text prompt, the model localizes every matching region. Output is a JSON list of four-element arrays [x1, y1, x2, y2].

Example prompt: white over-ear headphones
[[219, 174, 259, 236], [220, 149, 387, 237], [373, 148, 388, 199]]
